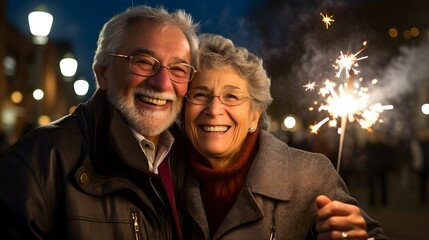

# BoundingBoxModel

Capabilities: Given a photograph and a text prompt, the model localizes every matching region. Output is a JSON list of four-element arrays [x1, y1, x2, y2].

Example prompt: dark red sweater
[[189, 130, 259, 236]]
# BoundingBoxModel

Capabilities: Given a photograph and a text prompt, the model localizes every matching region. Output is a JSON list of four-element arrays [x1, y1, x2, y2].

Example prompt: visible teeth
[[140, 96, 167, 106], [202, 126, 228, 132]]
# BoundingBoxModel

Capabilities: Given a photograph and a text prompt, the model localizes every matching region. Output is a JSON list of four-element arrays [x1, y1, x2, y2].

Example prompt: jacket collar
[[246, 130, 292, 201], [82, 89, 150, 173]]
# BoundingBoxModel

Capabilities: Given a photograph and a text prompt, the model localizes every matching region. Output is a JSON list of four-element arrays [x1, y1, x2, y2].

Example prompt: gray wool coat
[[184, 130, 387, 240]]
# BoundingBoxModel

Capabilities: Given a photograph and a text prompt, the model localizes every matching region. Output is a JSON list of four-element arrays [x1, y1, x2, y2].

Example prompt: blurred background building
[[1, 0, 89, 148]]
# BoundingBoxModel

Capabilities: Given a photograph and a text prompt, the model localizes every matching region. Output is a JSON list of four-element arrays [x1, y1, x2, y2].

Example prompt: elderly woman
[[181, 34, 387, 240]]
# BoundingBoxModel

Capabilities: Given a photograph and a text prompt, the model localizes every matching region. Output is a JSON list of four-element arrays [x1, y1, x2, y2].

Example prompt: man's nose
[[150, 67, 173, 90]]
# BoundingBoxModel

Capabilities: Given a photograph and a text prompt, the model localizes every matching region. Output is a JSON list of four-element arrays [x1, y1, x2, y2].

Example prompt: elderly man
[[0, 6, 198, 240]]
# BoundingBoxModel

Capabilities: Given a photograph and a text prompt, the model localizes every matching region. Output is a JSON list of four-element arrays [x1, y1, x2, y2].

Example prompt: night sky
[[6, 0, 261, 89]]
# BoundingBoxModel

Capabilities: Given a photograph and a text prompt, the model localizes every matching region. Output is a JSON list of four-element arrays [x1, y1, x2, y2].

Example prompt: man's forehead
[[121, 22, 191, 61]]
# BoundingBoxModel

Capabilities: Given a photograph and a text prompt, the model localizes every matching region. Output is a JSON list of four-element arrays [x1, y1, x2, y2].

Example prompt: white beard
[[106, 88, 182, 137]]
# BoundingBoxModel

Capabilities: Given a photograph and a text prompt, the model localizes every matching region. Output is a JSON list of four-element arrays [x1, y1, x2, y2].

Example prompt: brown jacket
[[0, 90, 185, 240]]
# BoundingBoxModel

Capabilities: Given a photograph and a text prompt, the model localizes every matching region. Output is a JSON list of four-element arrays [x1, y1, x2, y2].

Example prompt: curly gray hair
[[197, 34, 273, 129]]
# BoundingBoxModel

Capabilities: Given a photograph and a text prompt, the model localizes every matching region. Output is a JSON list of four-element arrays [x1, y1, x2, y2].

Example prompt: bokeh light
[[389, 28, 398, 38], [38, 115, 51, 126], [410, 27, 420, 37], [33, 89, 44, 100], [10, 91, 23, 104], [422, 103, 429, 115]]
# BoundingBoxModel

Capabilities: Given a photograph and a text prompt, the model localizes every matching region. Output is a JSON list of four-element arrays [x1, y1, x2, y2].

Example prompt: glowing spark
[[303, 81, 317, 91], [333, 47, 368, 79], [320, 12, 334, 29], [310, 117, 329, 134]]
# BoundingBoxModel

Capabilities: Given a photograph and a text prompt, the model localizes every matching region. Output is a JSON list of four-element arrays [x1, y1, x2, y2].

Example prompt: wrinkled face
[[96, 22, 191, 140], [184, 67, 262, 166]]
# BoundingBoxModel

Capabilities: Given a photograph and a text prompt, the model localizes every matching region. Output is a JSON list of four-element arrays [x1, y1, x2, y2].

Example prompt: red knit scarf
[[188, 129, 259, 237]]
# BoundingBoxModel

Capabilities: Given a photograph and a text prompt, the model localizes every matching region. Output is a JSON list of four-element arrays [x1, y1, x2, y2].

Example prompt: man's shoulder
[[25, 114, 83, 143], [1, 114, 85, 166]]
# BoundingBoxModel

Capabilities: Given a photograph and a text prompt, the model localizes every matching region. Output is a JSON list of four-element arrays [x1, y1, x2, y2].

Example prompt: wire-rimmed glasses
[[185, 88, 254, 106], [108, 53, 197, 83]]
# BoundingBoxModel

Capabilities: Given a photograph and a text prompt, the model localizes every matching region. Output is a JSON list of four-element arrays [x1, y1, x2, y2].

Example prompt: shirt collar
[[130, 127, 175, 174]]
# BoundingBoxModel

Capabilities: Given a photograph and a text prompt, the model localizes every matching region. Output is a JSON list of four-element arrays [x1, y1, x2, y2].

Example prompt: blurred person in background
[[413, 129, 429, 204]]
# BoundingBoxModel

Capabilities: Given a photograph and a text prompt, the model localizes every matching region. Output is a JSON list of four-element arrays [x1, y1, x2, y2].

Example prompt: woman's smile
[[200, 125, 230, 133]]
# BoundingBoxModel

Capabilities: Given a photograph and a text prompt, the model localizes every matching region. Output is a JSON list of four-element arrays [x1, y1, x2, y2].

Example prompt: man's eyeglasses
[[108, 53, 197, 83], [185, 88, 254, 106]]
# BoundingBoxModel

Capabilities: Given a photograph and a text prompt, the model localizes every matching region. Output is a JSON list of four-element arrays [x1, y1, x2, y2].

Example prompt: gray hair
[[92, 5, 199, 86], [197, 34, 273, 128]]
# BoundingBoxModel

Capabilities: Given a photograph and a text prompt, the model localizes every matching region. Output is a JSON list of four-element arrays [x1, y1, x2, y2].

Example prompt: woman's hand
[[315, 195, 368, 240]]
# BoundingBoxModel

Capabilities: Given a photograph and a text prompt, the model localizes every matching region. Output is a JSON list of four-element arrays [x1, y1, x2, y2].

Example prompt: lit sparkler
[[320, 12, 334, 29], [304, 81, 317, 91], [333, 43, 368, 79], [305, 44, 393, 172]]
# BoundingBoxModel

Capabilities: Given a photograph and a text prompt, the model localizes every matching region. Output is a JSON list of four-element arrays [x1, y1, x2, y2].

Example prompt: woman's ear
[[249, 106, 264, 130], [95, 66, 108, 90]]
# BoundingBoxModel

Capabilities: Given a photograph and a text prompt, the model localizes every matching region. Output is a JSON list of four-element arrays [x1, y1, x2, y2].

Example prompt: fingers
[[316, 212, 366, 232], [316, 195, 332, 209], [315, 195, 368, 239], [316, 195, 354, 220]]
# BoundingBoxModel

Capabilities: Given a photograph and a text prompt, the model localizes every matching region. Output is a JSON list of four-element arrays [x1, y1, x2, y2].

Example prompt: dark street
[[349, 169, 429, 240]]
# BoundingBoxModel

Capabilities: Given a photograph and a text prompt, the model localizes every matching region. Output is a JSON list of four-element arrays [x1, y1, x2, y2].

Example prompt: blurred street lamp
[[28, 5, 53, 45], [59, 53, 78, 79], [28, 5, 53, 119], [282, 115, 297, 132], [283, 116, 297, 129], [422, 103, 429, 115], [74, 78, 90, 96]]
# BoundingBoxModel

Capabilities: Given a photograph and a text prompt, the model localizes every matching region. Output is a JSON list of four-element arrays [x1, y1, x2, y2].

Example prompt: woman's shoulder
[[257, 130, 336, 177], [259, 130, 330, 160]]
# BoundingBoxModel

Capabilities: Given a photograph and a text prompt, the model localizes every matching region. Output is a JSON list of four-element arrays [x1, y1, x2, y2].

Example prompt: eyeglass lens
[[186, 89, 249, 106], [130, 55, 194, 82]]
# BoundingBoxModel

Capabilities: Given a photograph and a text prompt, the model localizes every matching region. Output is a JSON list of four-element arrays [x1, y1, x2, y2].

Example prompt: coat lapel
[[213, 186, 264, 238], [247, 131, 293, 201], [185, 171, 210, 239]]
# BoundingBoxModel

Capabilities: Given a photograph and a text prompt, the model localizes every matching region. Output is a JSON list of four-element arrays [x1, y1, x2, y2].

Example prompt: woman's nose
[[204, 96, 224, 115]]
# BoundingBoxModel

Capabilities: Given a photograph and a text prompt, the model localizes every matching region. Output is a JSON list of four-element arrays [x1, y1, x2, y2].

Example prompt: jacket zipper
[[269, 225, 276, 240], [131, 211, 140, 240], [269, 203, 277, 240], [149, 177, 168, 209], [131, 177, 170, 240]]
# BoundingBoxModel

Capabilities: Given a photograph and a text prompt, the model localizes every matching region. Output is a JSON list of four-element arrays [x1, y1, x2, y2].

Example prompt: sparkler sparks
[[308, 12, 393, 172], [303, 81, 317, 91], [333, 45, 368, 79], [320, 12, 334, 29], [308, 75, 392, 134], [305, 43, 393, 172]]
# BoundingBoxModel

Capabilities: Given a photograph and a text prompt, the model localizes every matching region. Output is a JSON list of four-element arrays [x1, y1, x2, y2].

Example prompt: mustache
[[133, 87, 177, 101]]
